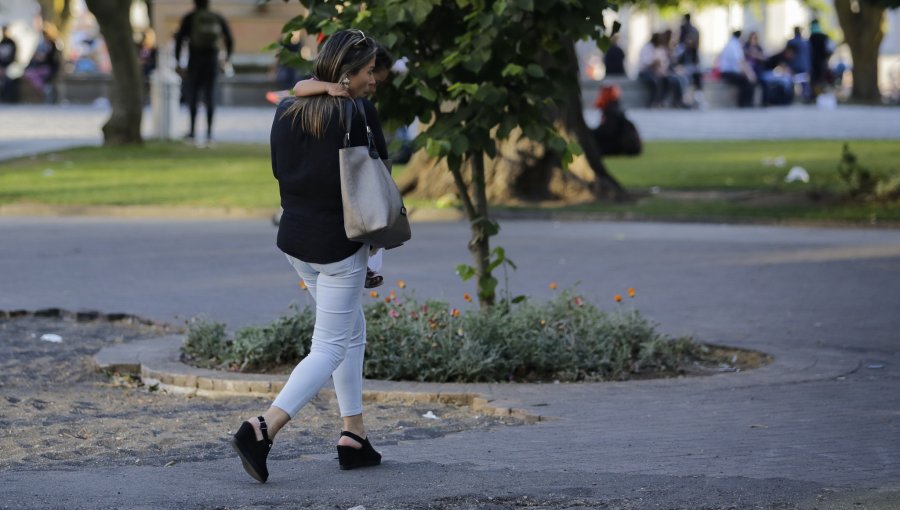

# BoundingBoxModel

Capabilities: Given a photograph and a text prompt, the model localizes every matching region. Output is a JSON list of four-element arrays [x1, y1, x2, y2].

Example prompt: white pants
[[272, 245, 368, 418]]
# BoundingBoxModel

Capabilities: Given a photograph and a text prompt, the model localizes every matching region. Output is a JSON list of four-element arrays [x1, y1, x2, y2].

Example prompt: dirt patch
[[0, 315, 520, 472]]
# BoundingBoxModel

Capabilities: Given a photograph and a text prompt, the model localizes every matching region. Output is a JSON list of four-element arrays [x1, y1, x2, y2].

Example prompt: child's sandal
[[364, 270, 384, 289]]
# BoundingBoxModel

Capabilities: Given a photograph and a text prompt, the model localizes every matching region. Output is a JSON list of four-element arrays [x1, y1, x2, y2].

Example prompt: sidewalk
[[1, 103, 898, 162], [1, 218, 898, 509]]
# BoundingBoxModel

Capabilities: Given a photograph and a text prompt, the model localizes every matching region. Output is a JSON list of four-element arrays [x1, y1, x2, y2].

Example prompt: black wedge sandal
[[336, 431, 382, 470], [232, 416, 273, 483]]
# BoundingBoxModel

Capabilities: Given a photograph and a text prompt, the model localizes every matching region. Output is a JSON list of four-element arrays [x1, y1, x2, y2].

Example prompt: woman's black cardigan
[[270, 98, 389, 264]]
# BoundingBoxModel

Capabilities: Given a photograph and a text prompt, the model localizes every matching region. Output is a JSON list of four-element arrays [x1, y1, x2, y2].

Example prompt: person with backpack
[[175, 0, 234, 146]]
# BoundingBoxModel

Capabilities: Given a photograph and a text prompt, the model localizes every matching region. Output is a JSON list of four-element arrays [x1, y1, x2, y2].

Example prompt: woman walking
[[232, 29, 388, 483]]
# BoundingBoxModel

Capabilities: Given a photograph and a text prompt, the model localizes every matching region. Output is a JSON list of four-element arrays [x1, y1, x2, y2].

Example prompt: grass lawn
[[0, 143, 278, 209], [606, 140, 900, 191], [1, 139, 898, 223]]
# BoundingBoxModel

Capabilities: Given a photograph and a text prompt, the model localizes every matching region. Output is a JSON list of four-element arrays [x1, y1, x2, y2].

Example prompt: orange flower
[[397, 280, 407, 289], [389, 290, 397, 300], [549, 281, 558, 290], [370, 291, 379, 298], [450, 308, 460, 317], [628, 287, 636, 298], [463, 293, 472, 302], [614, 294, 622, 303], [298, 281, 307, 290], [385, 297, 392, 303]]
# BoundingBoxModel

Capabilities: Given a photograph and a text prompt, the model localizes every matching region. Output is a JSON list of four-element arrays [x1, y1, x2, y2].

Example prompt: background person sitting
[[758, 45, 796, 106], [591, 85, 642, 156], [23, 24, 60, 103], [0, 25, 18, 103], [718, 30, 756, 108], [638, 33, 669, 108]]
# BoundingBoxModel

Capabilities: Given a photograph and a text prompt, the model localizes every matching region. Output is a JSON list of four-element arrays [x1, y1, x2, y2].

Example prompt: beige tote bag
[[339, 99, 411, 249]]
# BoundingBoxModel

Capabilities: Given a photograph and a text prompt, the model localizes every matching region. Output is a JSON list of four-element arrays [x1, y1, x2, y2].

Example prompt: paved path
[[1, 218, 898, 509], [1, 103, 897, 162]]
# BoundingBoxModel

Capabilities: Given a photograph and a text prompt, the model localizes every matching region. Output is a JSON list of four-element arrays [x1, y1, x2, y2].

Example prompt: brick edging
[[95, 335, 543, 424]]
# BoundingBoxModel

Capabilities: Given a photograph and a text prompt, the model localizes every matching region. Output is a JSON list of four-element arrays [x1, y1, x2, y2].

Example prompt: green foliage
[[277, 0, 615, 308], [182, 290, 704, 382], [184, 308, 316, 372], [181, 319, 227, 361], [838, 143, 900, 202], [280, 0, 609, 171]]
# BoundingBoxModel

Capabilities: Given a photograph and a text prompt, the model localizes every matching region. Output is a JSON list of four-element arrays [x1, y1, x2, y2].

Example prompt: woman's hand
[[325, 82, 350, 97]]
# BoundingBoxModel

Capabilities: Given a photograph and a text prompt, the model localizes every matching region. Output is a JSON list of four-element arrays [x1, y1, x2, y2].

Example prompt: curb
[[3, 202, 897, 229], [0, 203, 465, 223], [93, 336, 543, 424]]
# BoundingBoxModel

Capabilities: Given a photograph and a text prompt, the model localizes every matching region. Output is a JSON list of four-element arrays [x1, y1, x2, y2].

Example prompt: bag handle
[[343, 98, 379, 159]]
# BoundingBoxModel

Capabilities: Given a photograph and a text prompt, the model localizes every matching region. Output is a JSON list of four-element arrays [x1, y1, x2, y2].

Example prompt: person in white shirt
[[718, 30, 756, 107]]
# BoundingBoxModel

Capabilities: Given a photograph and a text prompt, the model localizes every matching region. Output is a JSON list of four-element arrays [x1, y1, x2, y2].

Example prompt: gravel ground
[[0, 315, 519, 472]]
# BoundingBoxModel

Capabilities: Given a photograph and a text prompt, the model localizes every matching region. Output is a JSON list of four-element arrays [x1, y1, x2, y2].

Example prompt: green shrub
[[182, 290, 704, 382], [184, 308, 315, 372], [181, 319, 227, 362], [839, 144, 900, 203]]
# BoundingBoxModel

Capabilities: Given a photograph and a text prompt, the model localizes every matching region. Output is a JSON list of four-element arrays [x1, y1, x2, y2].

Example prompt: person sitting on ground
[[592, 85, 642, 156], [759, 45, 796, 106]]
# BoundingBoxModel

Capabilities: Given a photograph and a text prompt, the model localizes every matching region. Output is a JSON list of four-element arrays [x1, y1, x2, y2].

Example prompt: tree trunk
[[85, 0, 144, 145], [834, 0, 885, 103], [560, 38, 627, 201], [398, 42, 627, 206], [399, 131, 603, 206], [468, 151, 495, 309]]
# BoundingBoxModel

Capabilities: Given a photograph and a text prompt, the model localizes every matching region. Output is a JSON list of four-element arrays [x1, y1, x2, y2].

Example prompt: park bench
[[581, 75, 742, 110]]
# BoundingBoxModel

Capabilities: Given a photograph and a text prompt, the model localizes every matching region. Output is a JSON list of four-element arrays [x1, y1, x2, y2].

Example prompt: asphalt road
[[1, 218, 898, 509]]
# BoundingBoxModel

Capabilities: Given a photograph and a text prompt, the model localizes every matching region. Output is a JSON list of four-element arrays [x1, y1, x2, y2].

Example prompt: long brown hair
[[282, 29, 376, 137]]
